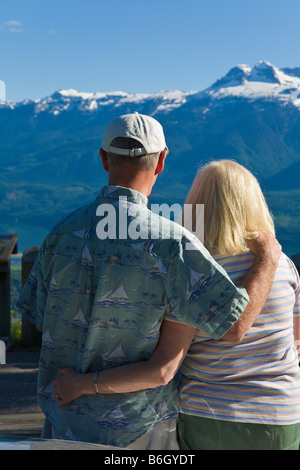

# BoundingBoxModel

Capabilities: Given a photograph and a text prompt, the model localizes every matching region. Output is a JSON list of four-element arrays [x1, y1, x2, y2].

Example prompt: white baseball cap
[[101, 112, 167, 157]]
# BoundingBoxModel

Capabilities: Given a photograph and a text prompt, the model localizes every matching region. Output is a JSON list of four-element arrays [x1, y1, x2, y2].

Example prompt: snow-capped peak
[[206, 60, 300, 108], [29, 88, 197, 116], [248, 60, 281, 84], [1, 61, 300, 114], [210, 64, 251, 89]]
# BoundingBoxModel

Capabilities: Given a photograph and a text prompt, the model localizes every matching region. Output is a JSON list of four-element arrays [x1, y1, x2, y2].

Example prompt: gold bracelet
[[93, 371, 99, 394]]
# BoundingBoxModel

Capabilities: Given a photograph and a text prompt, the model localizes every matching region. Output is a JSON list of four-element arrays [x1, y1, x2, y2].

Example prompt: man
[[17, 112, 281, 449]]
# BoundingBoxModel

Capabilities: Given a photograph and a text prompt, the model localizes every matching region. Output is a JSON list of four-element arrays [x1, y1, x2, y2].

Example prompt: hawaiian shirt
[[16, 185, 249, 447]]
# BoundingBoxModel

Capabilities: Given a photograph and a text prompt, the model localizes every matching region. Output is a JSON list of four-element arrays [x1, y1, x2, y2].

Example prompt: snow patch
[[2, 61, 300, 114], [207, 60, 300, 108], [20, 88, 198, 116]]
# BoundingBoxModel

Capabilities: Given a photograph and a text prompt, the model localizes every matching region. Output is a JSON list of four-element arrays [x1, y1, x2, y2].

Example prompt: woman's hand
[[52, 368, 93, 407]]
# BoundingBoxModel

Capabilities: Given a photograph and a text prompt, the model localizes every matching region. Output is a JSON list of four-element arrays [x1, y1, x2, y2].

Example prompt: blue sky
[[1, 0, 300, 102]]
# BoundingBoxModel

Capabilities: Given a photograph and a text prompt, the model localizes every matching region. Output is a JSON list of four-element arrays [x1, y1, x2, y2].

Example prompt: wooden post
[[0, 234, 18, 338], [21, 247, 42, 347]]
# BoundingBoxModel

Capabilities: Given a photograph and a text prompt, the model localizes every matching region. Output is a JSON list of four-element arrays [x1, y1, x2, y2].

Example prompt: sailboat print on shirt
[[72, 228, 93, 240], [27, 270, 38, 290], [71, 307, 89, 329], [80, 245, 94, 271], [64, 427, 79, 440], [42, 330, 54, 351], [38, 381, 53, 397], [105, 284, 128, 299], [97, 404, 130, 430], [186, 268, 205, 300], [148, 258, 167, 280], [97, 280, 131, 309], [73, 229, 87, 239], [49, 276, 60, 295], [187, 266, 216, 302], [102, 343, 126, 367], [137, 257, 167, 280]]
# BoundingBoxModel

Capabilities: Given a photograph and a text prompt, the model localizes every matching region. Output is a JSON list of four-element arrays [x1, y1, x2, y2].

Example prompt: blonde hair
[[184, 159, 275, 255]]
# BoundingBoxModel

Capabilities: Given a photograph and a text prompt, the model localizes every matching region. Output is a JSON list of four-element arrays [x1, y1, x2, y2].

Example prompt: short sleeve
[[163, 236, 249, 340], [16, 240, 47, 328]]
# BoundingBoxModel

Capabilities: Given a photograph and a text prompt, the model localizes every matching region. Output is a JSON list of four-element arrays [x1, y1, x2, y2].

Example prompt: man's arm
[[221, 231, 282, 342], [52, 320, 196, 407]]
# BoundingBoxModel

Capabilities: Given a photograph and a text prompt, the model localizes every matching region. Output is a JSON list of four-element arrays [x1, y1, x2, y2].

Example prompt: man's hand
[[246, 230, 282, 265]]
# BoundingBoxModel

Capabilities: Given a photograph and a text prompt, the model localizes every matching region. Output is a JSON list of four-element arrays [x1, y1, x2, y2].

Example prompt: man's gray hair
[[107, 137, 160, 171]]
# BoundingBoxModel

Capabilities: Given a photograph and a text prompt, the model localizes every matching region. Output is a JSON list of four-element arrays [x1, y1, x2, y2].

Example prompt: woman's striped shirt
[[179, 251, 300, 425]]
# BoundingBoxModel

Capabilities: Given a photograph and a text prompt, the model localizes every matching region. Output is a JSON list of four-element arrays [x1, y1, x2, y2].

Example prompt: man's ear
[[100, 148, 109, 172], [154, 149, 168, 175]]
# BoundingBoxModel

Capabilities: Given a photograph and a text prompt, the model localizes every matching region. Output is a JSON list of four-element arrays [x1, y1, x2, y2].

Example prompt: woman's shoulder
[[212, 250, 255, 265], [277, 252, 300, 281], [212, 250, 299, 280], [212, 251, 255, 279]]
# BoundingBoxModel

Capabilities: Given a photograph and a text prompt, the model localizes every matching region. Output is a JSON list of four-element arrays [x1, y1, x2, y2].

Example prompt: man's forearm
[[52, 361, 166, 407], [222, 257, 277, 342], [221, 231, 281, 343]]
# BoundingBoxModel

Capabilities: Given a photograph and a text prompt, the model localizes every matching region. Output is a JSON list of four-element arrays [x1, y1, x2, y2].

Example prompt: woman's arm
[[52, 231, 281, 404], [52, 319, 196, 407]]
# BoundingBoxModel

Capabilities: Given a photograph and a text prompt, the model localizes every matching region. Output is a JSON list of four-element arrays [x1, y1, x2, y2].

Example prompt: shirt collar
[[97, 185, 149, 207]]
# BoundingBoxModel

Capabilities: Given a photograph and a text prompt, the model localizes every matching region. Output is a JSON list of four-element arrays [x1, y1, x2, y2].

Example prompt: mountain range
[[0, 60, 299, 255]]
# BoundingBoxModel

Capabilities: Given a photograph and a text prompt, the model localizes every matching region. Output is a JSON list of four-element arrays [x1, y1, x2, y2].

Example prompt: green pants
[[178, 413, 300, 450]]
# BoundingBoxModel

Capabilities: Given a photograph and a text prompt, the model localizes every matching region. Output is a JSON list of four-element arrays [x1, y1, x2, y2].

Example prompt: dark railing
[[0, 235, 18, 339], [0, 238, 41, 350]]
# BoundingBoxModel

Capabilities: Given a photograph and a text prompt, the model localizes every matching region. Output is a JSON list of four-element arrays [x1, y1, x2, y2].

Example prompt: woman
[[177, 159, 300, 450]]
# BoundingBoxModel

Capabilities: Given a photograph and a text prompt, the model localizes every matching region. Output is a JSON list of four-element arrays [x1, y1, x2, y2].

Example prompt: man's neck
[[108, 174, 155, 199]]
